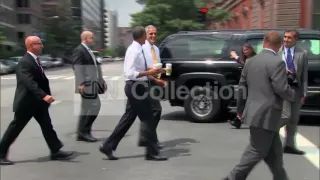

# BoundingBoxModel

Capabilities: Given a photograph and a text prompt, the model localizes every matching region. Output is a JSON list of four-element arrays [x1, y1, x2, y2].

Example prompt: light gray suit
[[279, 46, 308, 148], [228, 49, 296, 180]]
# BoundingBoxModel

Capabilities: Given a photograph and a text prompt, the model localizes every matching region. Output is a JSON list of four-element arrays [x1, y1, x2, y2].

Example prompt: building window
[[16, 0, 29, 8], [17, 32, 25, 41], [312, 0, 320, 30], [17, 14, 31, 24]]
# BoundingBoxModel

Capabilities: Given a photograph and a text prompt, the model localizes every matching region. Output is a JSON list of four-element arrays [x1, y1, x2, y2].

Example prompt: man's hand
[[155, 79, 167, 88], [43, 95, 55, 104], [301, 97, 305, 104], [78, 85, 85, 94], [147, 68, 165, 76], [237, 113, 242, 120]]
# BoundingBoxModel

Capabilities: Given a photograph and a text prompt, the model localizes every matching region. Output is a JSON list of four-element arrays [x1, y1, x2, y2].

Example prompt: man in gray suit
[[224, 31, 296, 180], [279, 29, 308, 155]]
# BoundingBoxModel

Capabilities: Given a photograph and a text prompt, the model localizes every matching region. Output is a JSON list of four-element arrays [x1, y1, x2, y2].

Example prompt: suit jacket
[[72, 44, 105, 95], [13, 53, 51, 112], [278, 46, 308, 99], [237, 49, 296, 131]]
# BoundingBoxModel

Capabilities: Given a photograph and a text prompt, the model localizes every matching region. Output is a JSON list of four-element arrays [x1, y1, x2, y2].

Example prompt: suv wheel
[[184, 86, 221, 123]]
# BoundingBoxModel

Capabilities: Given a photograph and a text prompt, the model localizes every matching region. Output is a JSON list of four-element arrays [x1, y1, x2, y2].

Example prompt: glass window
[[297, 39, 320, 60], [17, 13, 31, 24], [247, 38, 320, 60], [246, 39, 264, 53], [160, 34, 230, 60]]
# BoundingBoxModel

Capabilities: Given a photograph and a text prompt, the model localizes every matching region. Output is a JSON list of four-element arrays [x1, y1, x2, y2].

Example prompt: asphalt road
[[1, 61, 319, 180]]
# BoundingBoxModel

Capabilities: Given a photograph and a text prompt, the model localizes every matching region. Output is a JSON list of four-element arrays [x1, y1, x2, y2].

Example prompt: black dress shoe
[[77, 133, 98, 142], [50, 151, 74, 160], [99, 145, 118, 160], [145, 154, 168, 161], [228, 118, 242, 129], [283, 146, 305, 155], [0, 158, 14, 165]]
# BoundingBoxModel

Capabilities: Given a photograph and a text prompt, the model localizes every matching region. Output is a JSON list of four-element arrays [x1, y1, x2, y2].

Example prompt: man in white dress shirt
[[99, 26, 168, 161], [138, 25, 167, 149]]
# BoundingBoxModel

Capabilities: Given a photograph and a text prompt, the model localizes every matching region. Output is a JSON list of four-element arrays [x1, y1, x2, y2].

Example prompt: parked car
[[159, 28, 320, 123], [9, 56, 23, 65], [0, 59, 16, 74], [38, 56, 54, 69]]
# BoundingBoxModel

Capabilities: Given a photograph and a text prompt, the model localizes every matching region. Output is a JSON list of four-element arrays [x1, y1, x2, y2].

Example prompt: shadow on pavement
[[161, 111, 191, 122], [109, 138, 199, 160], [12, 151, 89, 164]]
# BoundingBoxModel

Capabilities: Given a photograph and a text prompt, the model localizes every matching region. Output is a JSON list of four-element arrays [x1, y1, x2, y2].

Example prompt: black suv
[[159, 29, 320, 123]]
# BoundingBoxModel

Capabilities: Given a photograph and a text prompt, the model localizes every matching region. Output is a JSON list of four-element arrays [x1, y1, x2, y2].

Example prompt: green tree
[[131, 0, 205, 43], [41, 2, 80, 56], [131, 0, 230, 43]]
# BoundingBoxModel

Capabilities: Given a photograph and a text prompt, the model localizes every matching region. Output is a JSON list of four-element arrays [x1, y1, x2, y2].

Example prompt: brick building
[[210, 0, 319, 30]]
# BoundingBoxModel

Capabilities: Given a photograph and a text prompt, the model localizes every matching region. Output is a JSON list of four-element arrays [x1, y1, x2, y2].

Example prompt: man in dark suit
[[72, 31, 106, 142], [279, 29, 308, 155], [0, 36, 74, 165], [224, 31, 296, 180]]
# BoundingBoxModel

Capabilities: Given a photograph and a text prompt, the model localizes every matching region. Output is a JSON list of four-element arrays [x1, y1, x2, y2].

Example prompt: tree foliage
[[131, 0, 230, 43], [41, 2, 80, 56], [131, 0, 205, 43]]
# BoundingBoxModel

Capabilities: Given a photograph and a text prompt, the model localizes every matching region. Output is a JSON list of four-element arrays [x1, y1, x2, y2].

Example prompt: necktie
[[151, 46, 161, 79], [36, 57, 44, 73], [151, 46, 158, 64], [286, 48, 295, 72]]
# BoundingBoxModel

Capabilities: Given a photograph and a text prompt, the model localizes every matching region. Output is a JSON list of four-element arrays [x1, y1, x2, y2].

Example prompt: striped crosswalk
[[0, 75, 124, 80]]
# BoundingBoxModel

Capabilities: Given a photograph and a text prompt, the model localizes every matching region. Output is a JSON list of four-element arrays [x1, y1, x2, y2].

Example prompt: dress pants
[[138, 82, 162, 144], [77, 94, 101, 135], [228, 126, 288, 180], [0, 106, 63, 158], [283, 101, 301, 148], [102, 80, 158, 155]]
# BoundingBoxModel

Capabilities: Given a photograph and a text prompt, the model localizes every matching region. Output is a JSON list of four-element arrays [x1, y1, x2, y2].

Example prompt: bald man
[[224, 31, 296, 180], [0, 36, 74, 165], [72, 31, 106, 142]]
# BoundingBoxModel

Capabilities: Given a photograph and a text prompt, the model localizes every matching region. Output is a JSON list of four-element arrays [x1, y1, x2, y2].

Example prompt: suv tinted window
[[247, 37, 320, 60], [160, 34, 230, 60]]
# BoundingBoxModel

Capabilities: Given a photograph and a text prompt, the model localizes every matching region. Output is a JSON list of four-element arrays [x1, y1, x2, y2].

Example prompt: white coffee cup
[[165, 63, 172, 76], [153, 63, 162, 69]]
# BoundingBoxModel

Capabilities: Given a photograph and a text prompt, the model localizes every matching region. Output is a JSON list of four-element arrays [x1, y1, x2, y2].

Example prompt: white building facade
[[103, 8, 118, 49]]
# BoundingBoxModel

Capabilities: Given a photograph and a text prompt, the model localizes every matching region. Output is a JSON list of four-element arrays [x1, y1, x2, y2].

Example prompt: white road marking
[[1, 75, 124, 80], [51, 100, 62, 105], [110, 76, 121, 80], [64, 76, 75, 79], [280, 127, 319, 169], [47, 76, 65, 79], [1, 76, 15, 80]]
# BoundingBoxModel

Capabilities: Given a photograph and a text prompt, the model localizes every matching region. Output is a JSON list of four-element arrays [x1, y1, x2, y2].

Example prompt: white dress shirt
[[142, 40, 161, 68], [124, 41, 148, 81], [27, 51, 43, 72]]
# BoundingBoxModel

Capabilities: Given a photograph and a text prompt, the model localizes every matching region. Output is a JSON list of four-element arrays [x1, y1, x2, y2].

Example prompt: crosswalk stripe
[[64, 76, 75, 79], [110, 76, 121, 80], [1, 75, 124, 80], [47, 76, 65, 79]]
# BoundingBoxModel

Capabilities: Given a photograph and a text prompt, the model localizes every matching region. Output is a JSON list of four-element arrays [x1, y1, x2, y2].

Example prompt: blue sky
[[104, 0, 144, 27]]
